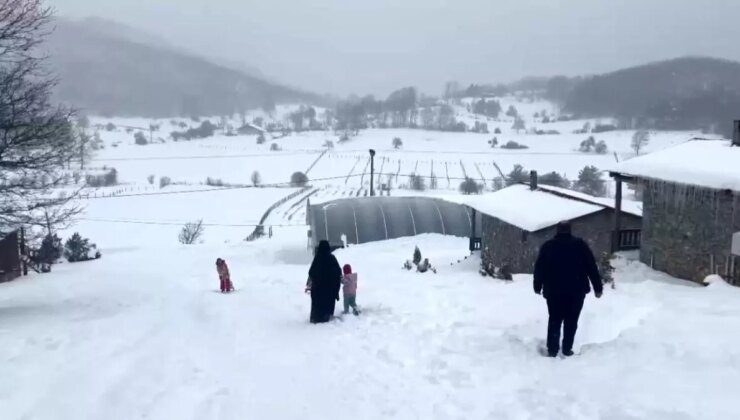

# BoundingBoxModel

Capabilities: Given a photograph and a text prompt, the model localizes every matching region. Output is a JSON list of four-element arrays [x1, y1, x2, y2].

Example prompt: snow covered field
[[2, 233, 739, 419]]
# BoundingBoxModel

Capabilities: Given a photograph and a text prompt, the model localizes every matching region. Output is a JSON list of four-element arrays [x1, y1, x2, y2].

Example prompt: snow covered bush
[[392, 137, 403, 149], [592, 123, 617, 133], [134, 131, 148, 145], [37, 234, 63, 266], [85, 168, 117, 187], [459, 177, 482, 195], [494, 127, 502, 134], [147, 175, 155, 185], [64, 233, 101, 263], [159, 176, 172, 189], [594, 140, 608, 154], [171, 121, 217, 141], [270, 143, 281, 151], [489, 137, 498, 148], [501, 141, 528, 150], [408, 174, 426, 191], [251, 171, 262, 186], [257, 133, 266, 144], [506, 164, 529, 185], [178, 220, 204, 245], [579, 136, 596, 152], [492, 177, 504, 190], [538, 171, 570, 188], [290, 172, 309, 187], [205, 177, 224, 187]]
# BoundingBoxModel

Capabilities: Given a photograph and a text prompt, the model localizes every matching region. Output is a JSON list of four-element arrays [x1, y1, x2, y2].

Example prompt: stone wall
[[640, 179, 740, 284], [481, 209, 641, 274]]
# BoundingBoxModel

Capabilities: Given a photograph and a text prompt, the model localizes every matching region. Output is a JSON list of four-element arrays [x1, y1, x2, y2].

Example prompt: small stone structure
[[469, 182, 642, 275], [481, 209, 641, 275], [611, 137, 740, 284], [633, 179, 739, 283]]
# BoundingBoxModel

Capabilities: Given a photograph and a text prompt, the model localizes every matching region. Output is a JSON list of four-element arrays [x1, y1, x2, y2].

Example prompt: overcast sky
[[53, 0, 740, 97]]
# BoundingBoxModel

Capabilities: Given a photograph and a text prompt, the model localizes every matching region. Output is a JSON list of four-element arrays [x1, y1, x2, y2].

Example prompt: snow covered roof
[[461, 184, 607, 232], [612, 139, 740, 191], [537, 184, 642, 217]]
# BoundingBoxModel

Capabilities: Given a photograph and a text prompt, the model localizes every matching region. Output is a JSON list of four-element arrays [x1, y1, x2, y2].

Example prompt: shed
[[0, 230, 23, 283], [465, 183, 642, 275], [610, 137, 740, 284]]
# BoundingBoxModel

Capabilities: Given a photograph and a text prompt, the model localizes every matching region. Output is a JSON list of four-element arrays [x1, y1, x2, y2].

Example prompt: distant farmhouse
[[611, 134, 740, 285], [465, 176, 642, 276], [237, 122, 267, 135]]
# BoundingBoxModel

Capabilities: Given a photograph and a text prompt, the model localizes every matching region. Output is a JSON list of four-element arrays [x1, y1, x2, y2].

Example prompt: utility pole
[[369, 149, 376, 196]]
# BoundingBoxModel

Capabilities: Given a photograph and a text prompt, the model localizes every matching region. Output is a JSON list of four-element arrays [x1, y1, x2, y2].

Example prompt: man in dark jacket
[[534, 221, 603, 357]]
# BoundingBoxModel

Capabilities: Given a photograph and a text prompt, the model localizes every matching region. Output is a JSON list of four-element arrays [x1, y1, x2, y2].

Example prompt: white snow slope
[[2, 233, 740, 419]]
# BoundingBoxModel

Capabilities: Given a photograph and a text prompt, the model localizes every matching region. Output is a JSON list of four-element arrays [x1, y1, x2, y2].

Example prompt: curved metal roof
[[308, 196, 473, 247]]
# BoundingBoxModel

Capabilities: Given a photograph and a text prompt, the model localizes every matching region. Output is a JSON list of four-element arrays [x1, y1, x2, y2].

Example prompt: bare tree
[[179, 220, 205, 244], [631, 130, 650, 155], [0, 1, 80, 235]]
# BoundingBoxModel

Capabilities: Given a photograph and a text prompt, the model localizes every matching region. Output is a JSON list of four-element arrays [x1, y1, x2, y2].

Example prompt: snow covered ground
[[2, 233, 739, 419], [3, 97, 734, 418]]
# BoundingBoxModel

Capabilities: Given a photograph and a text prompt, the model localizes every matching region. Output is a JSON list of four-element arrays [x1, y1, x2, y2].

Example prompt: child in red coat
[[216, 258, 234, 293]]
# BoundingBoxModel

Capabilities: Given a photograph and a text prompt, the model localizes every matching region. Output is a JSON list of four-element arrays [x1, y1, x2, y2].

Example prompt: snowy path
[[1, 235, 739, 419]]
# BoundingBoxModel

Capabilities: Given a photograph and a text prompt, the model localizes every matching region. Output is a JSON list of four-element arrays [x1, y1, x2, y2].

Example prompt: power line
[[94, 150, 324, 162], [78, 217, 308, 227], [78, 174, 364, 200]]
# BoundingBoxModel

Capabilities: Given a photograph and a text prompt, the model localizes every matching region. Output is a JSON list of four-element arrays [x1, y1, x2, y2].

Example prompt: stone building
[[466, 181, 642, 275], [610, 138, 740, 284]]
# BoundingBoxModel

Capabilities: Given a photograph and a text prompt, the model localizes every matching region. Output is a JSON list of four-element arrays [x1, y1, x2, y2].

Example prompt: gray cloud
[[52, 0, 740, 96]]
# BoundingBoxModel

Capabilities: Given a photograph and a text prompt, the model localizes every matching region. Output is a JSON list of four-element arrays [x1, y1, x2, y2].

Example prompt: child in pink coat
[[216, 258, 234, 293], [341, 264, 360, 315]]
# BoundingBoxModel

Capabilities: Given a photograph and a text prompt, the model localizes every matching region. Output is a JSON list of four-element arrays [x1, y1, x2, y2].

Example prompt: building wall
[[640, 180, 740, 284], [481, 209, 641, 274], [0, 231, 21, 283]]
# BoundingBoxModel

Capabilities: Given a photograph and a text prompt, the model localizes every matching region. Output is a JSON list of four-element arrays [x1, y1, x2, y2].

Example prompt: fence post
[[19, 227, 27, 276]]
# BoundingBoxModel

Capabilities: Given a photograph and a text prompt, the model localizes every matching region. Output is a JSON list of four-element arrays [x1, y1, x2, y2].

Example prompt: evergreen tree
[[413, 246, 422, 266], [459, 178, 482, 194], [64, 233, 96, 262], [512, 117, 526, 133], [506, 164, 529, 185], [575, 165, 606, 197], [37, 234, 63, 265], [538, 172, 570, 188]]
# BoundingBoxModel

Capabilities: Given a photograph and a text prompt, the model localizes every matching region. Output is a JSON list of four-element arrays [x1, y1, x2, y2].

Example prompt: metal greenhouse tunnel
[[307, 196, 478, 249]]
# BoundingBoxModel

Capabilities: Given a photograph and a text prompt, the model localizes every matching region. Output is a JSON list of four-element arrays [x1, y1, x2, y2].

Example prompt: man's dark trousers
[[546, 293, 585, 354]]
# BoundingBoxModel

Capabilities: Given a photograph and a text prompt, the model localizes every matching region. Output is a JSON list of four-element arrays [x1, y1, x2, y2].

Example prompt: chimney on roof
[[733, 120, 740, 147], [530, 170, 538, 190]]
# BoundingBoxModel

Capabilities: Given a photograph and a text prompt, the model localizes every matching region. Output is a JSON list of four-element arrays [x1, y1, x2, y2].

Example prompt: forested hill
[[46, 18, 324, 118], [558, 57, 740, 136]]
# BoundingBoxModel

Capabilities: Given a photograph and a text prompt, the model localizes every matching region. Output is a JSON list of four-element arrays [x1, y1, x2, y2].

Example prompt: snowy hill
[[47, 18, 325, 117]]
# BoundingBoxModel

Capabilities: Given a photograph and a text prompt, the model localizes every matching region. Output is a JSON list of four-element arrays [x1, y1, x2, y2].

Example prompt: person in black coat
[[307, 240, 342, 323], [534, 221, 603, 357]]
